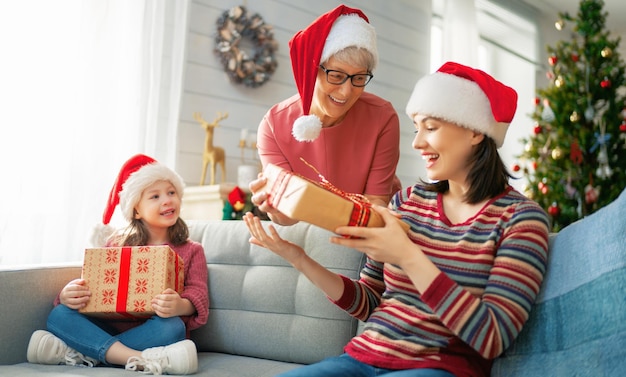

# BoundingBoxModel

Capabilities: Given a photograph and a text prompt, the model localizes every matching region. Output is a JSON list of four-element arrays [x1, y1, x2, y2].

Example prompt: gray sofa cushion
[[188, 220, 366, 365], [492, 188, 626, 376]]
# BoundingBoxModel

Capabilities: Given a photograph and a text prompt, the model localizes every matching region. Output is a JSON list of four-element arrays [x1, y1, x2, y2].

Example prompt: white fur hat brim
[[118, 163, 185, 222], [321, 14, 378, 71], [405, 72, 510, 148]]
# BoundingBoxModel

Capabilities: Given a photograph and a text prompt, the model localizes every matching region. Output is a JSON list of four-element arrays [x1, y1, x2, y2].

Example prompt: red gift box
[[79, 245, 184, 320]]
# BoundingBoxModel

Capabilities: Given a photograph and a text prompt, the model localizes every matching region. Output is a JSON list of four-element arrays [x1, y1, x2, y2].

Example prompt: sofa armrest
[[0, 264, 81, 365]]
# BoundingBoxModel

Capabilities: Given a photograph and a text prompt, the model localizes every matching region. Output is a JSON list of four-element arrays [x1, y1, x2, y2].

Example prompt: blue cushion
[[492, 188, 626, 376]]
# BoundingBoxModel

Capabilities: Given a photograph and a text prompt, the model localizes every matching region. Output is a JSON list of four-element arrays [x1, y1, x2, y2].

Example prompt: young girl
[[244, 62, 550, 377], [27, 154, 208, 375]]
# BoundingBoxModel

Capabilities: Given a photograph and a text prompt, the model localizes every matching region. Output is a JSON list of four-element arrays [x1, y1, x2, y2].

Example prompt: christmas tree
[[516, 0, 626, 231]]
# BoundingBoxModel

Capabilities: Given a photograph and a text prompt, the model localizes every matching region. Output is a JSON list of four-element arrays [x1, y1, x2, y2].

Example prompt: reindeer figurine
[[194, 111, 228, 185]]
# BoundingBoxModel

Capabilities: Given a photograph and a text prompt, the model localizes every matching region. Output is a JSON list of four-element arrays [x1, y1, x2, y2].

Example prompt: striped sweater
[[332, 185, 549, 377]]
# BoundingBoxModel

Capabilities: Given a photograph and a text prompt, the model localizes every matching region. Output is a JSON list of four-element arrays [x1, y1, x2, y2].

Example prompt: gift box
[[260, 163, 409, 233], [79, 245, 184, 320]]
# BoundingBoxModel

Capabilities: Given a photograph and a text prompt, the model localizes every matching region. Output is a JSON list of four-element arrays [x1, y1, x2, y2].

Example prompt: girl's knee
[[152, 316, 186, 340]]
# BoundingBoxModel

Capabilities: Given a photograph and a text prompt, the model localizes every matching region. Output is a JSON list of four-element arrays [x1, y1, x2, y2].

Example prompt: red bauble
[[600, 79, 611, 88], [531, 161, 538, 170], [534, 97, 541, 106], [512, 163, 521, 172], [548, 202, 560, 216], [620, 121, 626, 132], [533, 124, 542, 135], [571, 53, 579, 62], [548, 55, 558, 66]]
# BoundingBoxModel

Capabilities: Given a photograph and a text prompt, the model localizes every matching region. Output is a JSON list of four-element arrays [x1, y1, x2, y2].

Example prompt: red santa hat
[[288, 5, 378, 142], [92, 154, 185, 246], [405, 61, 518, 148]]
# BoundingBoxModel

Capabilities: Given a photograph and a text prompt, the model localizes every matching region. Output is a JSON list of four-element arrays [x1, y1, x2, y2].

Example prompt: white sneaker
[[26, 330, 98, 367], [125, 339, 198, 375]]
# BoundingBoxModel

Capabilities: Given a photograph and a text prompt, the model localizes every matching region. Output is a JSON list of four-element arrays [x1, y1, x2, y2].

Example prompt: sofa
[[0, 187, 624, 376]]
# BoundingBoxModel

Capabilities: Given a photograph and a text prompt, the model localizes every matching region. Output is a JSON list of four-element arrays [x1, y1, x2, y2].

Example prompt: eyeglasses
[[319, 65, 373, 87]]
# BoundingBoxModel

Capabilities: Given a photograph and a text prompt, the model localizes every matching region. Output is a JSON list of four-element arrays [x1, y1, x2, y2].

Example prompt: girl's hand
[[242, 212, 305, 266], [152, 288, 193, 318], [59, 278, 91, 309], [331, 205, 417, 267]]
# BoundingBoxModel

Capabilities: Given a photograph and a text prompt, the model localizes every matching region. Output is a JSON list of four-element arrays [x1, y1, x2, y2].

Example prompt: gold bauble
[[551, 147, 563, 160], [601, 47, 613, 58], [555, 19, 564, 31], [555, 76, 564, 87], [570, 111, 579, 122]]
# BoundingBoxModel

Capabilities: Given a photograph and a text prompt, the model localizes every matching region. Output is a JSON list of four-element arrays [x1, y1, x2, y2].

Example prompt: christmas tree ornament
[[571, 53, 579, 62], [533, 124, 543, 135], [584, 104, 595, 120], [555, 76, 565, 87], [565, 177, 577, 198], [542, 100, 556, 122], [548, 202, 560, 216], [569, 111, 580, 122], [569, 140, 583, 164], [600, 77, 611, 88], [533, 97, 541, 106], [551, 147, 564, 160], [601, 46, 612, 58], [620, 120, 626, 132], [512, 163, 521, 172], [549, 55, 558, 66], [555, 19, 564, 30], [584, 183, 599, 204]]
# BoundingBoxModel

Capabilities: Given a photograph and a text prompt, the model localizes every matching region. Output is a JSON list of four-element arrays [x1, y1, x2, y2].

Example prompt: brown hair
[[113, 217, 189, 246], [422, 137, 513, 203]]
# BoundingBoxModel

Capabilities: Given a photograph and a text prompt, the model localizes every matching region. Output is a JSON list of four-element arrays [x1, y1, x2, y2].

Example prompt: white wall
[[176, 0, 432, 190]]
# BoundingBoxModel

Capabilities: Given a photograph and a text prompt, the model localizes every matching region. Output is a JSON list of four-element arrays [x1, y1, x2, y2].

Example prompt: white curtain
[[0, 0, 189, 265], [442, 0, 479, 66]]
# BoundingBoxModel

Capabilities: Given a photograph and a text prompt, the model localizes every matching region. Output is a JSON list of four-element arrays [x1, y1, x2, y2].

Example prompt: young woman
[[244, 62, 550, 377], [251, 5, 401, 226], [27, 154, 208, 375]]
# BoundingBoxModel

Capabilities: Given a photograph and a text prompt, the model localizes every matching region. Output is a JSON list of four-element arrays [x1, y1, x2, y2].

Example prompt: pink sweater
[[257, 92, 401, 196]]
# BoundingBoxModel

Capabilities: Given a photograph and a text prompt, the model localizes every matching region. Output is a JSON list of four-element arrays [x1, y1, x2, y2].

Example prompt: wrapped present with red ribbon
[[260, 161, 409, 234], [79, 245, 184, 320]]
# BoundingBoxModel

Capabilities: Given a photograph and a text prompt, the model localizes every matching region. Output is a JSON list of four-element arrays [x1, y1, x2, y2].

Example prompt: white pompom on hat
[[91, 154, 185, 246], [288, 5, 378, 142], [405, 61, 518, 148]]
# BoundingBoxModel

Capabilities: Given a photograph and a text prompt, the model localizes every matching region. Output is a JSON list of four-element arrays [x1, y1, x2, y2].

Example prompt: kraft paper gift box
[[79, 245, 184, 320], [260, 163, 410, 233]]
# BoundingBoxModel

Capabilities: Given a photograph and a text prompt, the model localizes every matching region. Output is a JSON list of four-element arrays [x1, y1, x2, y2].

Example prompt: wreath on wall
[[214, 6, 279, 88]]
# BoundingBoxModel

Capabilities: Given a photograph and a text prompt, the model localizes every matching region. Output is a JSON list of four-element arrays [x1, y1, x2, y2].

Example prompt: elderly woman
[[250, 5, 401, 226]]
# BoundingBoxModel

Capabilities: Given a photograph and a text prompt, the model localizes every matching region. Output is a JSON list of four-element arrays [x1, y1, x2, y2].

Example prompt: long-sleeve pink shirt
[[257, 92, 401, 196]]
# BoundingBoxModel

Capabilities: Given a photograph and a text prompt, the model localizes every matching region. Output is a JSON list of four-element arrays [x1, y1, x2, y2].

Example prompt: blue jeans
[[277, 354, 456, 377], [47, 304, 186, 364]]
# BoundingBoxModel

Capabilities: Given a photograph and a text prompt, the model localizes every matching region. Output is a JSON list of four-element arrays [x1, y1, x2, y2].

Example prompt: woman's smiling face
[[309, 57, 367, 127], [411, 114, 484, 183]]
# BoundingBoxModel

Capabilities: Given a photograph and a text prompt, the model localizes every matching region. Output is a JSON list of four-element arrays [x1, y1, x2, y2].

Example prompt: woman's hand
[[152, 288, 194, 318], [249, 175, 298, 226], [243, 212, 305, 267], [331, 205, 416, 266], [59, 278, 91, 309]]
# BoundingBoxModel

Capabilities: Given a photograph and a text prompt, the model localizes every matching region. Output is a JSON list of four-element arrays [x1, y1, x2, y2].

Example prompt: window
[[431, 0, 540, 191]]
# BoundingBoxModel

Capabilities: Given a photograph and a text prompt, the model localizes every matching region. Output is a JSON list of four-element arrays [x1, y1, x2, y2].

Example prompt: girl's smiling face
[[134, 180, 181, 230], [411, 114, 484, 184], [309, 57, 368, 127]]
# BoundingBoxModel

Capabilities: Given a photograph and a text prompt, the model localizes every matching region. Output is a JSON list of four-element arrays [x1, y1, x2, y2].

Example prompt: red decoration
[[571, 53, 579, 62], [548, 55, 558, 66], [600, 78, 611, 88], [512, 163, 521, 172], [531, 161, 537, 170], [584, 184, 599, 204], [534, 97, 541, 106], [620, 121, 626, 132], [533, 124, 542, 135], [570, 140, 583, 164], [548, 202, 560, 216], [538, 181, 549, 195]]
